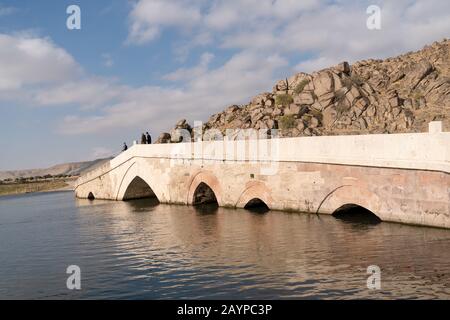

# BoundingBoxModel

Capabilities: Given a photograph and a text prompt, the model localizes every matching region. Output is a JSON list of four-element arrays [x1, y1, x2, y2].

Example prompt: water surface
[[0, 191, 449, 299]]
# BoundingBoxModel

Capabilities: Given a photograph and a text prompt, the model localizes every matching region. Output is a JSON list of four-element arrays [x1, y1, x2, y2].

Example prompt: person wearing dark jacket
[[122, 142, 128, 151], [141, 133, 147, 144], [146, 132, 152, 144]]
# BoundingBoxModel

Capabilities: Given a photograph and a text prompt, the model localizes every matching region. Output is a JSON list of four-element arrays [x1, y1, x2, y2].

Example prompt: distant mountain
[[0, 158, 112, 181]]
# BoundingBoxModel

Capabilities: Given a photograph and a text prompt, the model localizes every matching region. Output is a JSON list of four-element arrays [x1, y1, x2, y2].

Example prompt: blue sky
[[0, 0, 449, 170]]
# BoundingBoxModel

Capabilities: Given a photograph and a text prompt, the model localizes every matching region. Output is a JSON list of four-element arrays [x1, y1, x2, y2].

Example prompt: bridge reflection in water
[[2, 191, 448, 299], [72, 195, 450, 299]]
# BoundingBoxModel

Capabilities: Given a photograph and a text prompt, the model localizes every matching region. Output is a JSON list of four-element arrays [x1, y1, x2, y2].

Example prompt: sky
[[0, 0, 449, 170]]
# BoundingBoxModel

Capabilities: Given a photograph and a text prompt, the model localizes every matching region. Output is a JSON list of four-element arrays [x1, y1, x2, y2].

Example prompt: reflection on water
[[0, 191, 449, 299]]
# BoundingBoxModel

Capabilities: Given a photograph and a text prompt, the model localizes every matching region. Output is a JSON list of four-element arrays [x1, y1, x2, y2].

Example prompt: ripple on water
[[0, 192, 449, 299]]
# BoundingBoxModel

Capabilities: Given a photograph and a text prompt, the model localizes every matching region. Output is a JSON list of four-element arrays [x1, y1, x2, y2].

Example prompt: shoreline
[[0, 178, 76, 197]]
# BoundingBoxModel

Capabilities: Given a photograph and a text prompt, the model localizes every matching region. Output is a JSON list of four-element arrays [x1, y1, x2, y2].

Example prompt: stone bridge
[[75, 122, 450, 229]]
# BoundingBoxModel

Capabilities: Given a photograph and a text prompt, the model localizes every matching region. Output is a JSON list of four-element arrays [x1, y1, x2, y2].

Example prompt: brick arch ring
[[317, 183, 382, 219], [186, 170, 223, 206], [235, 181, 273, 209]]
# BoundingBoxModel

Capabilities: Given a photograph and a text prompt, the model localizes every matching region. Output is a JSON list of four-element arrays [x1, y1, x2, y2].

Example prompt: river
[[0, 191, 449, 299]]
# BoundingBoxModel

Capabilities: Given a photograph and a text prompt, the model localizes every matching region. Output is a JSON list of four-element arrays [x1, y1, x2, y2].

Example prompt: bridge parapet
[[79, 126, 450, 186], [75, 124, 450, 229]]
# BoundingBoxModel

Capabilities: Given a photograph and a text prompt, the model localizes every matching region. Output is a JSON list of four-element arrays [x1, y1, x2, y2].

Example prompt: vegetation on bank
[[0, 176, 76, 196], [0, 174, 73, 184]]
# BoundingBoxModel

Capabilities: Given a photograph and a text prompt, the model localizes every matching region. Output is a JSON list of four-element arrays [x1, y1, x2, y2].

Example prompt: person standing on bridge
[[141, 133, 147, 144], [146, 132, 152, 144]]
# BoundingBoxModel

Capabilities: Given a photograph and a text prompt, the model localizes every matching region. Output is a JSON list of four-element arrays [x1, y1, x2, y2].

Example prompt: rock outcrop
[[158, 39, 450, 142]]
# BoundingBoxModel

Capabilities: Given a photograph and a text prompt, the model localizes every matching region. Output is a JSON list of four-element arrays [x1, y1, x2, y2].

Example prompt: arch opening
[[123, 176, 159, 202], [244, 198, 270, 213], [332, 204, 381, 225], [193, 182, 218, 206], [87, 192, 95, 200]]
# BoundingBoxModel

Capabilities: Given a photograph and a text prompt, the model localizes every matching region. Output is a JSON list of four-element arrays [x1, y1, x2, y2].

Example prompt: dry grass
[[293, 79, 310, 95], [278, 114, 297, 129], [0, 180, 70, 196], [275, 93, 294, 106]]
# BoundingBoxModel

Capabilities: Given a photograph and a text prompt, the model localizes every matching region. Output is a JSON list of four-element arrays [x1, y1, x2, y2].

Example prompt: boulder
[[250, 109, 264, 123], [317, 92, 335, 108], [264, 107, 274, 115], [175, 119, 192, 131], [273, 78, 290, 92], [264, 99, 274, 107], [225, 105, 240, 113], [405, 60, 434, 89], [346, 86, 361, 104], [322, 107, 338, 128], [272, 107, 283, 117], [310, 101, 324, 111], [334, 61, 351, 75], [392, 107, 401, 117], [176, 119, 187, 127], [313, 71, 334, 96], [309, 116, 320, 128], [155, 132, 171, 144], [265, 119, 276, 129], [298, 105, 310, 117], [252, 93, 271, 106], [359, 118, 368, 129], [285, 104, 301, 116], [208, 114, 221, 124], [366, 105, 377, 117], [389, 96, 400, 108], [296, 120, 305, 131], [354, 98, 368, 111], [294, 92, 315, 105], [332, 73, 343, 91]]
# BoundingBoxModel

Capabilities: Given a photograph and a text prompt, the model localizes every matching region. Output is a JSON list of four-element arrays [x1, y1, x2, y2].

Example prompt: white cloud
[[2, 0, 449, 141], [59, 51, 287, 135], [127, 0, 202, 44], [0, 34, 80, 90], [163, 52, 214, 81], [62, 0, 447, 136], [127, 0, 450, 71], [33, 78, 126, 108], [288, 0, 450, 72]]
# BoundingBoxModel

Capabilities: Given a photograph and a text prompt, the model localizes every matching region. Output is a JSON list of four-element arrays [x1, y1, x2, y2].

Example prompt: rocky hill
[[157, 39, 449, 143]]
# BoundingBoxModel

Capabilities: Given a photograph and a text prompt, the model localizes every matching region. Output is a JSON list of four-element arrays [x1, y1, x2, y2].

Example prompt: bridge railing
[[76, 121, 450, 187]]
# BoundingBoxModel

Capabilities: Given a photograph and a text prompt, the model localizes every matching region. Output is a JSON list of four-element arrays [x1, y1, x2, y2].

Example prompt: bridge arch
[[116, 162, 162, 201], [192, 182, 218, 205], [236, 181, 273, 210], [244, 198, 270, 213], [87, 192, 95, 200], [122, 176, 159, 201], [332, 203, 381, 223], [187, 171, 222, 206], [318, 184, 383, 221]]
